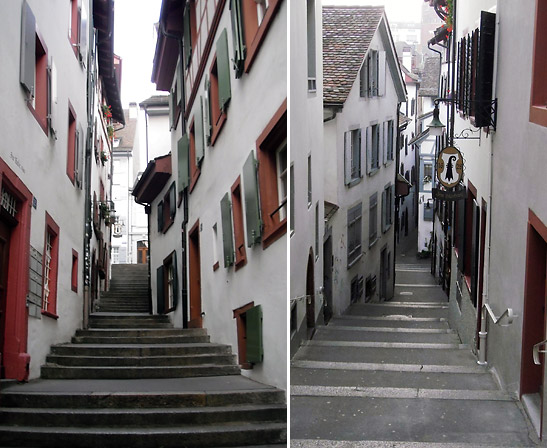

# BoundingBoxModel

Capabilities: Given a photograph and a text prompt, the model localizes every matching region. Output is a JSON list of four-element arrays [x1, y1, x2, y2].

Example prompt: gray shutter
[[169, 183, 176, 219], [195, 97, 205, 165], [360, 60, 368, 97], [47, 58, 58, 139], [176, 60, 183, 107], [230, 0, 245, 78], [156, 265, 165, 314], [203, 76, 211, 144], [470, 199, 480, 306], [366, 126, 372, 174], [381, 189, 386, 232], [360, 128, 366, 177], [243, 151, 262, 246], [246, 305, 263, 364], [457, 196, 466, 272], [169, 90, 175, 130], [183, 2, 192, 68], [177, 135, 190, 191], [381, 122, 386, 166], [357, 129, 362, 178], [76, 124, 84, 189], [367, 53, 372, 97], [172, 251, 179, 309], [390, 184, 395, 226], [20, 0, 36, 96], [79, 2, 88, 66], [220, 193, 234, 267], [216, 28, 231, 112], [378, 51, 386, 96], [344, 131, 351, 185]]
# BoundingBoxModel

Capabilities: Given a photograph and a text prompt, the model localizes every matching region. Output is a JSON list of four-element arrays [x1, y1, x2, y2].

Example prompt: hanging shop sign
[[432, 187, 467, 201], [436, 146, 464, 189]]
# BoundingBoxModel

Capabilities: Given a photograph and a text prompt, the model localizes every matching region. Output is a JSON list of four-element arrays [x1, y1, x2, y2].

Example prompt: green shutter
[[195, 97, 205, 165], [156, 265, 165, 314], [176, 60, 183, 106], [242, 151, 262, 246], [216, 28, 232, 112], [76, 124, 84, 189], [169, 182, 176, 219], [457, 195, 466, 272], [344, 131, 351, 185], [20, 0, 36, 95], [203, 77, 212, 144], [183, 2, 192, 68], [470, 200, 480, 307], [79, 2, 88, 66], [230, 0, 245, 78], [47, 59, 58, 139], [158, 201, 164, 232], [246, 305, 263, 364], [177, 135, 190, 191], [169, 90, 175, 130], [220, 193, 234, 267], [172, 251, 179, 309]]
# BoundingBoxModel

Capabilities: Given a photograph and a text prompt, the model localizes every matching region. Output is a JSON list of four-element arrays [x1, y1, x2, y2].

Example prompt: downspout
[[394, 102, 401, 290]]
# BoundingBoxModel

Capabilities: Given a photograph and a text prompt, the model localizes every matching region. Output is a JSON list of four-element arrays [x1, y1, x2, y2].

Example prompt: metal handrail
[[483, 303, 516, 326], [533, 339, 547, 365]]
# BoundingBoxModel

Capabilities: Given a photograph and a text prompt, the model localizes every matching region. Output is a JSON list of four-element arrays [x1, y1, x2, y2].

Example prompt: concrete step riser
[[45, 354, 237, 367], [74, 328, 207, 337], [1, 390, 286, 409], [0, 406, 287, 427], [88, 323, 174, 330], [51, 345, 230, 357], [40, 365, 241, 380], [314, 329, 460, 344], [330, 318, 449, 330], [89, 315, 169, 321], [0, 426, 287, 448], [72, 336, 210, 344]]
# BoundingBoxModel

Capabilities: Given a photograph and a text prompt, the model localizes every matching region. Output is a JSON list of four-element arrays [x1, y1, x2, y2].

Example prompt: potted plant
[[99, 201, 110, 220], [107, 125, 114, 140], [101, 104, 112, 120], [100, 150, 109, 165]]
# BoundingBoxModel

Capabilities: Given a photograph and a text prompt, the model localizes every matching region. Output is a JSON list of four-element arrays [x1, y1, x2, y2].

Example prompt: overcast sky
[[113, 0, 424, 107]]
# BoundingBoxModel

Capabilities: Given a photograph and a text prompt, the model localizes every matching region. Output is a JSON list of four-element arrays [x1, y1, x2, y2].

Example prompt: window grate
[[42, 232, 52, 310], [1, 188, 17, 217]]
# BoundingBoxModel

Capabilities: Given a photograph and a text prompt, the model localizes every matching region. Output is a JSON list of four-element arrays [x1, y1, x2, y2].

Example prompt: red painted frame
[[41, 212, 60, 320], [231, 176, 247, 270], [530, 0, 547, 127]]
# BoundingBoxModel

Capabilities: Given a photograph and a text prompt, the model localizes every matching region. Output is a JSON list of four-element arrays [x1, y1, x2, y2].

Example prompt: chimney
[[129, 102, 138, 119]]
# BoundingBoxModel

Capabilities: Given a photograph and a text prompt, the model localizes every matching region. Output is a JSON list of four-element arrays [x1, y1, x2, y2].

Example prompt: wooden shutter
[[390, 184, 395, 226], [216, 28, 232, 112], [230, 0, 245, 78], [475, 11, 496, 128], [357, 129, 363, 178], [169, 90, 175, 130], [172, 251, 179, 309], [177, 135, 190, 191], [378, 51, 386, 96], [470, 199, 480, 307], [456, 196, 466, 272], [176, 60, 183, 107], [183, 2, 192, 68], [360, 128, 366, 177], [243, 151, 262, 246], [381, 189, 386, 232], [156, 265, 165, 314], [79, 1, 88, 66], [169, 183, 176, 219], [246, 305, 263, 364], [360, 59, 368, 97], [220, 193, 234, 267], [47, 58, 57, 139], [157, 201, 164, 232], [381, 122, 387, 166], [195, 97, 205, 165], [366, 126, 372, 174], [371, 51, 378, 97], [20, 0, 36, 96], [344, 131, 351, 185], [75, 124, 84, 189], [203, 76, 211, 144]]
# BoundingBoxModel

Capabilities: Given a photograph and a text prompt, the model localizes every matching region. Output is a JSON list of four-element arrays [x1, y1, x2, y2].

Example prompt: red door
[[0, 219, 12, 378], [188, 222, 202, 328]]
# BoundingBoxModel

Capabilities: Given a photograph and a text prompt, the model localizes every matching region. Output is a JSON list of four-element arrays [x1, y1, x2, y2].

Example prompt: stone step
[[94, 307, 151, 313], [72, 335, 210, 344], [88, 321, 173, 329], [51, 343, 231, 357], [0, 403, 286, 427], [74, 328, 207, 338], [40, 364, 241, 380], [0, 387, 286, 409], [0, 422, 286, 448], [330, 316, 450, 330], [89, 313, 167, 320], [45, 353, 237, 367], [348, 303, 448, 319], [314, 326, 459, 344]]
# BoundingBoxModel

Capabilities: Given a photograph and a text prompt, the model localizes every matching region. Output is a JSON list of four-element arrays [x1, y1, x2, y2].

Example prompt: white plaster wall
[[0, 0, 92, 378], [324, 30, 399, 313], [150, 2, 287, 390], [289, 0, 325, 344]]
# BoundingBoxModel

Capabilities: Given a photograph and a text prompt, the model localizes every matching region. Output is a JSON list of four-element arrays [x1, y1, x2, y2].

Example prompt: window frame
[[67, 103, 77, 184], [71, 249, 78, 293], [209, 55, 227, 145], [189, 118, 201, 192], [369, 192, 378, 247], [231, 176, 247, 270], [41, 212, 60, 319], [530, 0, 547, 127], [347, 202, 363, 268]]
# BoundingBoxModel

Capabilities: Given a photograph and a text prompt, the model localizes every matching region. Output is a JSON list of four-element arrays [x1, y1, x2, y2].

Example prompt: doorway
[[188, 221, 202, 328], [520, 211, 547, 438], [380, 246, 387, 301], [0, 219, 11, 378], [323, 235, 333, 324], [306, 249, 315, 337]]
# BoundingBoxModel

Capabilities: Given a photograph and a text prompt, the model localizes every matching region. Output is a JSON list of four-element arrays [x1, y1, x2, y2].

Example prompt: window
[[189, 119, 201, 191], [42, 213, 59, 319], [220, 193, 234, 267], [315, 202, 319, 260], [71, 250, 78, 293], [421, 160, 433, 192], [307, 0, 316, 91], [277, 145, 288, 220], [347, 203, 362, 268], [242, 151, 262, 246], [531, 1, 547, 126], [307, 155, 312, 207], [157, 251, 178, 314], [257, 101, 287, 249], [231, 0, 281, 76], [386, 120, 394, 162], [183, 0, 197, 68], [360, 50, 386, 97], [212, 223, 220, 271], [68, 0, 88, 64], [112, 246, 119, 264], [231, 177, 247, 270], [233, 302, 263, 369], [158, 182, 176, 233], [365, 275, 377, 302], [290, 164, 295, 235], [67, 106, 77, 183], [208, 29, 231, 145], [350, 275, 364, 303], [382, 183, 394, 233], [366, 124, 380, 174], [369, 192, 378, 246], [344, 129, 362, 185]]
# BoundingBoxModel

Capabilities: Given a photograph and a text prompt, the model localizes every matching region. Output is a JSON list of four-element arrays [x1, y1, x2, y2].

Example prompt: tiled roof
[[323, 6, 384, 105], [418, 57, 440, 97], [114, 110, 138, 151]]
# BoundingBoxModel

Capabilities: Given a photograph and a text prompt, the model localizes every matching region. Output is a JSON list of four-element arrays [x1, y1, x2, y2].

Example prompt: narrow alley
[[290, 251, 538, 447]]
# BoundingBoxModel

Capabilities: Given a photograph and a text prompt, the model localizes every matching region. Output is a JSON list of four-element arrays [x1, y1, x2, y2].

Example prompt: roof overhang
[[378, 15, 407, 103], [132, 154, 172, 204], [151, 0, 184, 91], [409, 129, 430, 146], [396, 173, 413, 198], [93, 0, 125, 124]]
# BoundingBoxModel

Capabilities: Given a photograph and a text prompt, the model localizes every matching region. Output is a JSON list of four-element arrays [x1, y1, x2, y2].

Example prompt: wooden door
[[188, 222, 202, 328], [306, 250, 315, 330], [0, 219, 11, 378], [323, 236, 333, 324]]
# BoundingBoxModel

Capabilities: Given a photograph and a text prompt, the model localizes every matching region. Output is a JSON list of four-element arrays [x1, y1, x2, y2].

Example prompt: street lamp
[[426, 103, 445, 137]]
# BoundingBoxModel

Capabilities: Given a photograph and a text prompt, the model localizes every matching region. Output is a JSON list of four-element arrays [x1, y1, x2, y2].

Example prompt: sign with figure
[[436, 146, 464, 189]]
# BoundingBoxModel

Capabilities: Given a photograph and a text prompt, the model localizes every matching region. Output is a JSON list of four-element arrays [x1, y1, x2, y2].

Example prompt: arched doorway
[[306, 249, 315, 337]]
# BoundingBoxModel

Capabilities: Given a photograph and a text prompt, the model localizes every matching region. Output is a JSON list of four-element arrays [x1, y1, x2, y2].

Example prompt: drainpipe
[[394, 102, 401, 289]]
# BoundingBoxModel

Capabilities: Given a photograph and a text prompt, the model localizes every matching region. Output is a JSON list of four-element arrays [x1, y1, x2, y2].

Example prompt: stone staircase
[[95, 263, 150, 313], [290, 262, 537, 447], [0, 263, 286, 447]]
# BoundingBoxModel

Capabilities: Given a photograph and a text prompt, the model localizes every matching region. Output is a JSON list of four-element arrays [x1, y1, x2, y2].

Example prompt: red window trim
[[163, 251, 177, 314], [41, 212, 60, 320], [463, 180, 477, 291], [530, 0, 547, 127], [243, 0, 282, 74], [257, 99, 287, 249], [233, 301, 255, 370], [189, 118, 201, 193], [189, 0, 198, 51], [66, 102, 77, 184], [209, 55, 227, 146], [69, 0, 79, 57], [27, 31, 49, 136], [71, 249, 78, 293], [231, 176, 247, 270]]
